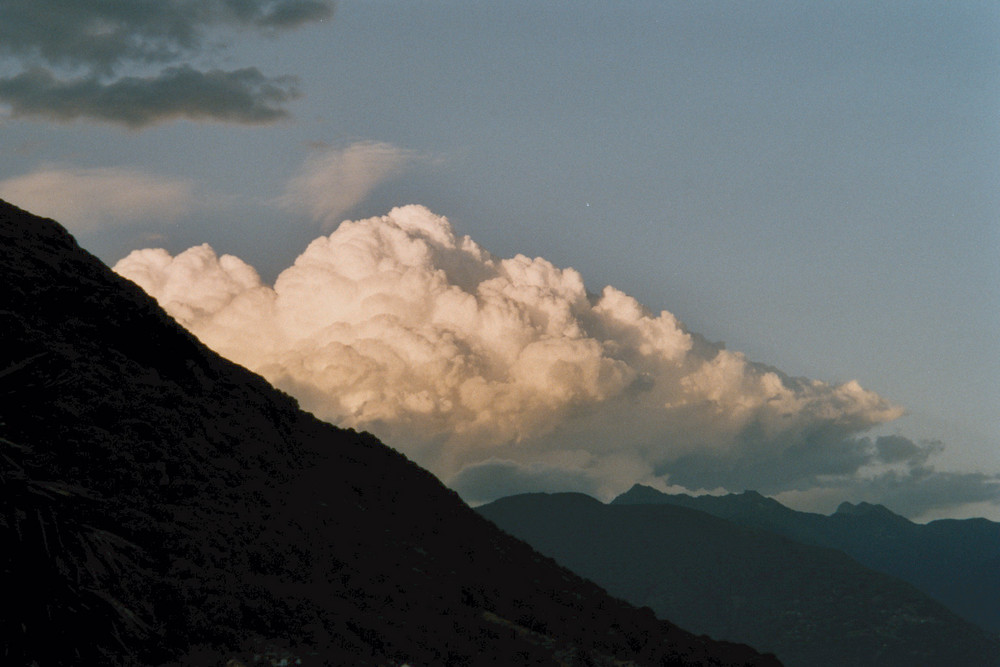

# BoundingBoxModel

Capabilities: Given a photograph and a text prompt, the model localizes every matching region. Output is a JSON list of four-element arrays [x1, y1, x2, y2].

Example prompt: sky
[[1, 1, 997, 521]]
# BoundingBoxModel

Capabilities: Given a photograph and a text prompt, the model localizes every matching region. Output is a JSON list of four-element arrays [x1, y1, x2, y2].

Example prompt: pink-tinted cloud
[[0, 165, 195, 232], [115, 205, 908, 503]]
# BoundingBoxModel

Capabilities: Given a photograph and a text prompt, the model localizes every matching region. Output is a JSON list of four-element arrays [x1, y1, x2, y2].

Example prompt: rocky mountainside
[[0, 198, 779, 667], [478, 492, 1000, 667], [613, 484, 1000, 633]]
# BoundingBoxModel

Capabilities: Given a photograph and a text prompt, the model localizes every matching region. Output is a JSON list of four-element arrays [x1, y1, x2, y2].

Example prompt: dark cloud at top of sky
[[0, 66, 298, 127], [0, 0, 334, 126], [0, 0, 335, 69]]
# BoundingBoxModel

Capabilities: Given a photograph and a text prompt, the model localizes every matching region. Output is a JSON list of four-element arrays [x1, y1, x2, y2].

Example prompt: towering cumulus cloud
[[115, 206, 904, 502]]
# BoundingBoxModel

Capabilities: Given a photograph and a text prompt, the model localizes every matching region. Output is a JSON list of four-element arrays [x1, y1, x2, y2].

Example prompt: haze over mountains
[[613, 484, 1000, 634], [478, 492, 1000, 667], [1, 198, 780, 665]]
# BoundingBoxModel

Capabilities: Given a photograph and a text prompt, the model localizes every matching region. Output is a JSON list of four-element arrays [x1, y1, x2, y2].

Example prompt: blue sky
[[1, 1, 997, 519]]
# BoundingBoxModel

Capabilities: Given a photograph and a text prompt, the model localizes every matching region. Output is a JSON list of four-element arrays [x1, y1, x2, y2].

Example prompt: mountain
[[0, 198, 785, 666], [478, 492, 1000, 667], [613, 484, 1000, 634]]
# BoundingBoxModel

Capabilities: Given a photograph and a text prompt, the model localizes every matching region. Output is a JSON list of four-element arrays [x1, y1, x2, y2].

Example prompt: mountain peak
[[612, 483, 674, 505], [732, 489, 787, 511], [834, 501, 909, 524]]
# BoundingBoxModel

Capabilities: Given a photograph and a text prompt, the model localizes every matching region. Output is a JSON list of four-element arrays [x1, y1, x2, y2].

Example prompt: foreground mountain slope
[[613, 484, 1000, 633], [0, 198, 779, 667], [478, 492, 1000, 667]]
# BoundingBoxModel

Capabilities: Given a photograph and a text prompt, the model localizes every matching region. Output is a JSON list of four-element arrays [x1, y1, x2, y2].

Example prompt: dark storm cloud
[[0, 0, 333, 126], [855, 466, 1000, 518], [0, 66, 298, 127], [660, 422, 877, 493], [659, 431, 1000, 518], [662, 432, 958, 493], [874, 434, 942, 466]]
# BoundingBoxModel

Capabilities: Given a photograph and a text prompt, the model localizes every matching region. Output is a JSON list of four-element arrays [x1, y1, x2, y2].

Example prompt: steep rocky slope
[[0, 199, 779, 666]]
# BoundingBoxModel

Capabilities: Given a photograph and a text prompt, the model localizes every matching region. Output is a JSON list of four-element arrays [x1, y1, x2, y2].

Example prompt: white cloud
[[279, 141, 423, 227], [114, 205, 907, 502], [112, 244, 262, 324], [0, 165, 195, 232]]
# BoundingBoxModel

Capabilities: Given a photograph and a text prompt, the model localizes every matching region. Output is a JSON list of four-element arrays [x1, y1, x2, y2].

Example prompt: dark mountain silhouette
[[613, 484, 1000, 634], [0, 198, 781, 666], [478, 492, 1000, 667]]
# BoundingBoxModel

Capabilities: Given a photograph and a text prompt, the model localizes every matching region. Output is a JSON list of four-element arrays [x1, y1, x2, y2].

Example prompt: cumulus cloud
[[111, 205, 952, 509], [0, 165, 195, 232], [279, 141, 423, 227], [0, 0, 333, 126]]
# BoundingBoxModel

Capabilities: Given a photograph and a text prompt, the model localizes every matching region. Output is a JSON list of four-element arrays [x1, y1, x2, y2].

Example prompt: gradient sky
[[1, 1, 997, 520]]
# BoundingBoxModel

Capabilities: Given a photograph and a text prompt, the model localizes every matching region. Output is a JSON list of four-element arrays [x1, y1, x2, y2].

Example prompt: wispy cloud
[[0, 165, 196, 232], [0, 0, 333, 126], [279, 141, 424, 227], [107, 204, 998, 518]]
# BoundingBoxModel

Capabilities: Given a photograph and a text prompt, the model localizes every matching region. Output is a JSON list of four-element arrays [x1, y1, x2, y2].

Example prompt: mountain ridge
[[612, 484, 1000, 633], [479, 491, 1000, 667]]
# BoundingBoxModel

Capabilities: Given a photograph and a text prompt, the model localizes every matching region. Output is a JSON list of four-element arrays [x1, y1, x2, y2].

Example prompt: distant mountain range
[[0, 198, 778, 666], [478, 492, 1000, 667], [613, 484, 1000, 634]]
